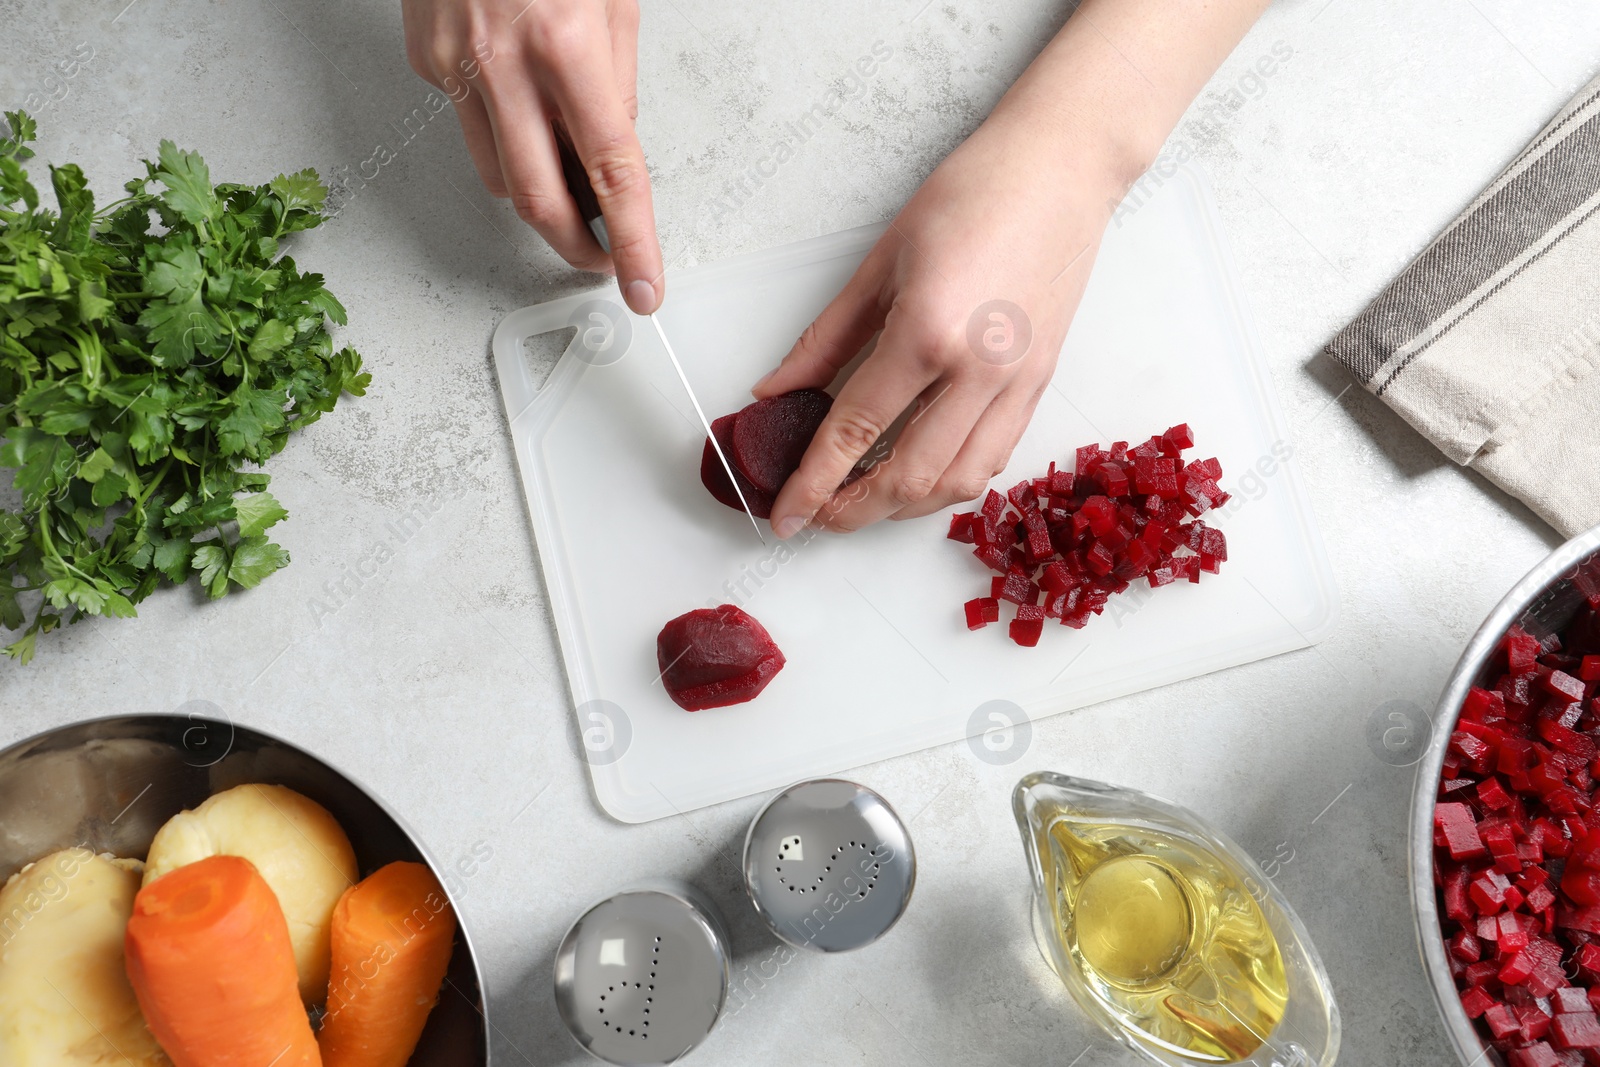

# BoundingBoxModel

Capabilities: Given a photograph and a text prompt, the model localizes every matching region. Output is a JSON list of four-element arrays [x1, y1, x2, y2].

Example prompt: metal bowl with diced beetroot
[[1412, 525, 1600, 1067]]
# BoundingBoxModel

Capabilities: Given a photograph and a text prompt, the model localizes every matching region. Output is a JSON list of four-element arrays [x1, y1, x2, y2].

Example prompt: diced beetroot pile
[[657, 603, 786, 711], [701, 389, 833, 520], [946, 425, 1229, 646], [1431, 560, 1600, 1065]]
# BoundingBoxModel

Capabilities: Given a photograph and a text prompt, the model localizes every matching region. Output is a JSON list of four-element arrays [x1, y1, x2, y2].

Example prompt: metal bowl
[[1410, 524, 1600, 1066], [0, 713, 490, 1066]]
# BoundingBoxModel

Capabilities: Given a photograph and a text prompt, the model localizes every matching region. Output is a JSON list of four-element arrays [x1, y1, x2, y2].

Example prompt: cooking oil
[[1013, 772, 1337, 1067], [1045, 819, 1287, 1062]]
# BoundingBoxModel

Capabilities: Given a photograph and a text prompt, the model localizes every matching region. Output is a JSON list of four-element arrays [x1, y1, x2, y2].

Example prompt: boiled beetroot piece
[[1009, 604, 1044, 647], [701, 412, 775, 519], [964, 597, 1000, 630], [730, 388, 833, 496], [947, 426, 1228, 644], [657, 604, 786, 711]]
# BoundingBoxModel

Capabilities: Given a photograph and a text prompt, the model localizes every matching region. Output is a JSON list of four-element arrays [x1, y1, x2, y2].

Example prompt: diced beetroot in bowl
[[1462, 986, 1497, 1018], [1488, 1004, 1523, 1039], [1555, 988, 1594, 1015], [1554, 1012, 1600, 1049], [1431, 559, 1600, 1060], [1436, 802, 1488, 861], [1507, 1043, 1564, 1067], [657, 604, 785, 711]]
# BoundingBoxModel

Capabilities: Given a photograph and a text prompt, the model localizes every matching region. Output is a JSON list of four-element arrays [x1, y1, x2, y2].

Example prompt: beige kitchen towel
[[1324, 75, 1600, 538]]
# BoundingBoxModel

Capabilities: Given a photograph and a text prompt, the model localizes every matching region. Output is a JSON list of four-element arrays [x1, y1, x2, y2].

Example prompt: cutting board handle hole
[[520, 326, 578, 393]]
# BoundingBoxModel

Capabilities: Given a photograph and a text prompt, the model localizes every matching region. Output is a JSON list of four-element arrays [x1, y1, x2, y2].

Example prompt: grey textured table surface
[[5, 1, 1600, 1064]]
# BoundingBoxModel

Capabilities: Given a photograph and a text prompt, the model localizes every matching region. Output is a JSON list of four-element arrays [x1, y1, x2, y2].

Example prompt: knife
[[555, 127, 767, 546]]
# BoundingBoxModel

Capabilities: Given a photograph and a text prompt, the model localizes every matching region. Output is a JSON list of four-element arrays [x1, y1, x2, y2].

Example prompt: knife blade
[[555, 127, 767, 545]]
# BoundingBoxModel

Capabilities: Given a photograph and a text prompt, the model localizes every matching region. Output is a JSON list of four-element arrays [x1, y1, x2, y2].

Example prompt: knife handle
[[554, 124, 611, 253]]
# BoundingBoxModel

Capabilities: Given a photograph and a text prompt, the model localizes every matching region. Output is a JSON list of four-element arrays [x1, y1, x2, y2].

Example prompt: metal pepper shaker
[[742, 778, 916, 953], [554, 882, 732, 1066]]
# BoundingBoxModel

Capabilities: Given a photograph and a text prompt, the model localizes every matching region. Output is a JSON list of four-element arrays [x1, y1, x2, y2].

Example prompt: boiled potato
[[0, 848, 170, 1066], [143, 783, 357, 1004]]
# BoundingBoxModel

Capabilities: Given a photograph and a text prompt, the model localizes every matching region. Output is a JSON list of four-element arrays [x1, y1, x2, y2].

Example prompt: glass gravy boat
[[1014, 772, 1339, 1067]]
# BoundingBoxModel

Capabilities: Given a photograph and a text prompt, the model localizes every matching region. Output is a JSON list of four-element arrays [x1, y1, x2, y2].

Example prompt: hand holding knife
[[555, 128, 767, 545]]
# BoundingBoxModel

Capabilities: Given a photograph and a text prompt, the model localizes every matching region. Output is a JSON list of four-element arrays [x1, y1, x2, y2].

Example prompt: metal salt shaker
[[742, 778, 916, 953], [554, 882, 732, 1066]]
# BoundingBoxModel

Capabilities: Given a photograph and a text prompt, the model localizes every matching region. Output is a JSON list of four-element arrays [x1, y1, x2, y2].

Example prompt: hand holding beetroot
[[748, 0, 1272, 539]]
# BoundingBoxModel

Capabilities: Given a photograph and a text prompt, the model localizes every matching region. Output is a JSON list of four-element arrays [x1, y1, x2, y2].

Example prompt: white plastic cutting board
[[492, 167, 1335, 823]]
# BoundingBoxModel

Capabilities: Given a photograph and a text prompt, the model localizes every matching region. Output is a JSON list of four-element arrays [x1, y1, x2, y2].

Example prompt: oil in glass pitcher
[[1013, 772, 1339, 1067]]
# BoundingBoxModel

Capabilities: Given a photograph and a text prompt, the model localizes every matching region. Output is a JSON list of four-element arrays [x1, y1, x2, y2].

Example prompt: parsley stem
[[34, 513, 94, 583], [94, 196, 137, 216], [132, 457, 174, 509]]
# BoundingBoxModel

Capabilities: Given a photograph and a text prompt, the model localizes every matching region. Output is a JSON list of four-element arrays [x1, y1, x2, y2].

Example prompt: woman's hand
[[756, 106, 1123, 539], [756, 0, 1270, 539], [401, 0, 664, 313]]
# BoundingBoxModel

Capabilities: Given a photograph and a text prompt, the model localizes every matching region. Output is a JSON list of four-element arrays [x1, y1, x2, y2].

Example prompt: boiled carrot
[[124, 854, 320, 1067], [318, 862, 456, 1067]]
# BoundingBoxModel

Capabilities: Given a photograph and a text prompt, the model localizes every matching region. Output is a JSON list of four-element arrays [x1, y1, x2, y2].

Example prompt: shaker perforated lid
[[742, 778, 915, 952], [554, 882, 731, 1066]]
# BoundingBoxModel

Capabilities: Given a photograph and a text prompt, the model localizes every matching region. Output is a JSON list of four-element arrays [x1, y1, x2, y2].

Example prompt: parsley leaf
[[233, 490, 287, 539], [227, 536, 290, 589], [269, 169, 326, 214], [154, 140, 220, 226], [0, 112, 368, 663]]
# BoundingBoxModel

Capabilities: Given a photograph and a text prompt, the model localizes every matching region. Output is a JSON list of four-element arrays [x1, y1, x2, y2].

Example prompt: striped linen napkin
[[1324, 75, 1600, 538]]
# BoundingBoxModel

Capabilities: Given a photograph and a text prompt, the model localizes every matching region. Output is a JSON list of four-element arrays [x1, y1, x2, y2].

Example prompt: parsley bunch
[[0, 112, 369, 663]]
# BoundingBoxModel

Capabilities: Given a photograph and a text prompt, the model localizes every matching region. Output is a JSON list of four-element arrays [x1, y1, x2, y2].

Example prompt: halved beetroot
[[657, 604, 786, 711], [730, 388, 833, 496], [701, 413, 775, 519]]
